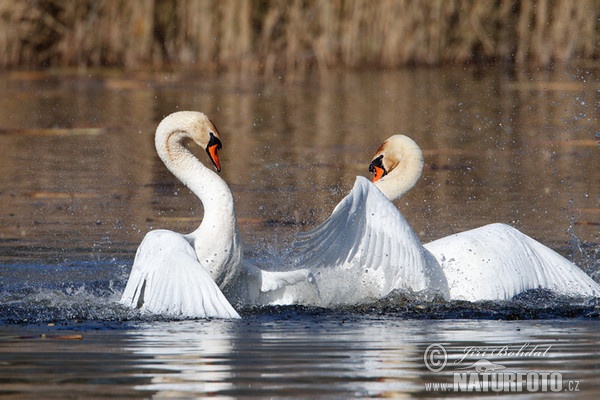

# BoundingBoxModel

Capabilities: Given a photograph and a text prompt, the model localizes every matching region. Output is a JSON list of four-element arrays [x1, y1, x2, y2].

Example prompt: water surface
[[1, 316, 599, 398], [0, 66, 599, 397]]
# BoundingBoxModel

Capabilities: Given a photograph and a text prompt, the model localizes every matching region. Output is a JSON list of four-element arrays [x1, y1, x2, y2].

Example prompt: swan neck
[[156, 131, 231, 212], [152, 118, 242, 294], [155, 125, 239, 264]]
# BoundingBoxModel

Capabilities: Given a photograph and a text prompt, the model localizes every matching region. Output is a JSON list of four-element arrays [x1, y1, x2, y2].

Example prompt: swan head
[[156, 111, 223, 172], [368, 134, 424, 201]]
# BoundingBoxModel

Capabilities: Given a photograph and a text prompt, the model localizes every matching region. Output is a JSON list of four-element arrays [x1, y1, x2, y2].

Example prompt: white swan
[[120, 111, 310, 319], [120, 111, 242, 318], [292, 135, 448, 306], [293, 134, 600, 304]]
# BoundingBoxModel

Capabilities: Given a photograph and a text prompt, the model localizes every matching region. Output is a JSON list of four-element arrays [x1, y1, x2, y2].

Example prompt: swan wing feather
[[424, 223, 600, 301], [120, 229, 240, 319], [293, 176, 429, 292]]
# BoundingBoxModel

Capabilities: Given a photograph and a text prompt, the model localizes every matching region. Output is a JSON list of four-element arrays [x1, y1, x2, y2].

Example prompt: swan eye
[[208, 132, 222, 150]]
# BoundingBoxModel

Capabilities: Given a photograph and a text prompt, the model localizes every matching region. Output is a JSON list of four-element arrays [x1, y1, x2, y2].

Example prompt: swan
[[293, 134, 600, 304], [120, 111, 242, 318], [292, 135, 449, 306], [120, 111, 311, 319]]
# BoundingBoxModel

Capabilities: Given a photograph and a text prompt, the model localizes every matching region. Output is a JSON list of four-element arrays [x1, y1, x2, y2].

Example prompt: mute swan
[[120, 111, 310, 319], [120, 111, 242, 318], [293, 134, 600, 304], [373, 135, 600, 301], [292, 136, 449, 306]]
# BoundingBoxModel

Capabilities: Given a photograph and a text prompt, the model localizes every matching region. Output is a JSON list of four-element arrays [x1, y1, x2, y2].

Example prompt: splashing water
[[2, 239, 599, 326]]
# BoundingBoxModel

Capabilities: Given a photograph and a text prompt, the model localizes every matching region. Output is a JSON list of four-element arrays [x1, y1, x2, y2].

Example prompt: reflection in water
[[0, 316, 599, 397], [124, 318, 440, 397], [128, 321, 238, 395], [121, 317, 600, 397]]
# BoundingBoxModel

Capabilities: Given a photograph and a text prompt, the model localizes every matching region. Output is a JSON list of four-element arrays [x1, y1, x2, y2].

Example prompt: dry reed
[[0, 0, 598, 73]]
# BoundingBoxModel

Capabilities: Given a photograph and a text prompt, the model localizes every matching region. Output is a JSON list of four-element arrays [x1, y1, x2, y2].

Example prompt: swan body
[[292, 134, 600, 303]]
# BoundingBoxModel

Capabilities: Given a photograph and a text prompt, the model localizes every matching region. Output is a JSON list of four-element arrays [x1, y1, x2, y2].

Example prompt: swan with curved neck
[[292, 134, 600, 304], [120, 111, 314, 317], [291, 134, 443, 306], [120, 111, 242, 318], [155, 111, 241, 288]]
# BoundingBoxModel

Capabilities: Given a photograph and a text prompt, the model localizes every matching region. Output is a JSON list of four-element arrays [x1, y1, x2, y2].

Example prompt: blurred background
[[1, 0, 598, 71]]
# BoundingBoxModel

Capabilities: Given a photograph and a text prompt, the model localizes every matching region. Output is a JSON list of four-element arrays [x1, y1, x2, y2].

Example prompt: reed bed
[[0, 0, 598, 72]]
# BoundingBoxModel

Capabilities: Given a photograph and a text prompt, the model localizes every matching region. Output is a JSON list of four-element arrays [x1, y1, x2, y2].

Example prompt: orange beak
[[205, 132, 223, 172], [371, 165, 385, 182], [207, 143, 221, 172]]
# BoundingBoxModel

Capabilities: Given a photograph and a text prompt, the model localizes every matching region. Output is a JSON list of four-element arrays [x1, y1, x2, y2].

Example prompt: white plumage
[[121, 230, 240, 318], [290, 134, 600, 304], [121, 120, 600, 314], [119, 111, 243, 319], [424, 223, 600, 301], [293, 176, 448, 306], [119, 111, 312, 318]]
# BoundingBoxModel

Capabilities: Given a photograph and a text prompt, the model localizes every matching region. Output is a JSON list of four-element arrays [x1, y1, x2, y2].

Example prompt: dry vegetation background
[[0, 0, 599, 73]]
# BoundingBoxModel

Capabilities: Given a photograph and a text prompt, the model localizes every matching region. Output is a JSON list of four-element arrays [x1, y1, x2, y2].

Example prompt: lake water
[[0, 65, 599, 398]]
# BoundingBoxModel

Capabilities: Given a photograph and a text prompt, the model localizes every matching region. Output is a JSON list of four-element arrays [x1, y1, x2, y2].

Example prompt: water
[[0, 66, 599, 397], [1, 316, 599, 398]]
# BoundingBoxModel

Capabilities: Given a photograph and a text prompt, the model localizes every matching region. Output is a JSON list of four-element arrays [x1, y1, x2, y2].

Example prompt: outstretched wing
[[424, 223, 600, 301], [292, 176, 431, 292], [120, 229, 240, 319]]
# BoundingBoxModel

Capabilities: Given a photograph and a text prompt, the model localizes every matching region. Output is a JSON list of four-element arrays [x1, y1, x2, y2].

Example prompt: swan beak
[[371, 166, 385, 182], [206, 133, 222, 172], [369, 155, 387, 182], [207, 144, 221, 172]]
